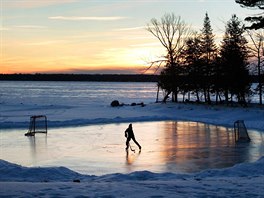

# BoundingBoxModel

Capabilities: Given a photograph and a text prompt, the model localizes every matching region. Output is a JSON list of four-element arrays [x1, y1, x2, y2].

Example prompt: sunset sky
[[0, 0, 257, 74]]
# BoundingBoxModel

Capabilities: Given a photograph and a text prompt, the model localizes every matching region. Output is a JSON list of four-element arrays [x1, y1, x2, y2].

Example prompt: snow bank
[[0, 160, 87, 182], [0, 158, 264, 197], [1, 157, 264, 182]]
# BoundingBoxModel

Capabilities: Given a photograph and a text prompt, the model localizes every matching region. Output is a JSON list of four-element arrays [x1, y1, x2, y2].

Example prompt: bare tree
[[247, 29, 264, 104], [146, 13, 192, 71], [146, 13, 192, 102]]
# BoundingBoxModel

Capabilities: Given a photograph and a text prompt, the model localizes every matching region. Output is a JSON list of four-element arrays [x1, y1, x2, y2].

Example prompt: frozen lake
[[1, 121, 263, 175], [0, 81, 260, 107]]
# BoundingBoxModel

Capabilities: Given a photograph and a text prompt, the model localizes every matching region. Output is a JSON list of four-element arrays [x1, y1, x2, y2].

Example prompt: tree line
[[0, 74, 158, 82], [146, 1, 264, 106]]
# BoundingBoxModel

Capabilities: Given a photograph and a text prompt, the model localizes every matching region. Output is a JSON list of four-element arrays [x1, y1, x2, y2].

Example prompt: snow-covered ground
[[1, 156, 264, 197], [0, 81, 264, 197]]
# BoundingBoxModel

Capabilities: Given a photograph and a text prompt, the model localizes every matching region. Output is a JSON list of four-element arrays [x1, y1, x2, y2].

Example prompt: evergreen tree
[[201, 13, 217, 64], [200, 12, 217, 104], [182, 33, 204, 102], [220, 15, 250, 105]]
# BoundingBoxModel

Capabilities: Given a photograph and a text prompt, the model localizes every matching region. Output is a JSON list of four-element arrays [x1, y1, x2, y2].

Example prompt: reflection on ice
[[160, 122, 251, 172], [0, 121, 263, 175]]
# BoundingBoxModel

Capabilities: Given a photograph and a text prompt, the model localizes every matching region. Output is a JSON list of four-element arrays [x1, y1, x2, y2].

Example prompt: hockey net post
[[234, 120, 250, 142]]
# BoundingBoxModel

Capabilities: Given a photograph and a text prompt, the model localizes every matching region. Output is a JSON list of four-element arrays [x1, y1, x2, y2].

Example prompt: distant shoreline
[[0, 74, 260, 83], [0, 74, 158, 82]]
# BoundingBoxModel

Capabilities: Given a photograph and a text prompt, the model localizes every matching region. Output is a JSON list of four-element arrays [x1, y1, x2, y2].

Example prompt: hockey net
[[25, 115, 47, 136], [234, 120, 250, 142]]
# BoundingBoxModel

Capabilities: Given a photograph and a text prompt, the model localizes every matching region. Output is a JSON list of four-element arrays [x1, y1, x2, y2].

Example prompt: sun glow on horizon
[[1, 0, 253, 74], [1, 37, 163, 74]]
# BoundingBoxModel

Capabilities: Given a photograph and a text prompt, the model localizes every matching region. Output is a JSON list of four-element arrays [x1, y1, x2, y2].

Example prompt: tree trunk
[[203, 88, 207, 103], [162, 91, 171, 103], [196, 90, 200, 102], [224, 90, 229, 104], [156, 85, 160, 103], [215, 90, 219, 104], [257, 54, 263, 105], [207, 89, 211, 104]]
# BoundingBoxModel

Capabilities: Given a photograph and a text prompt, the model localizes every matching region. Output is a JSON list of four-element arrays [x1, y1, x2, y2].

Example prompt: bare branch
[[146, 13, 192, 71]]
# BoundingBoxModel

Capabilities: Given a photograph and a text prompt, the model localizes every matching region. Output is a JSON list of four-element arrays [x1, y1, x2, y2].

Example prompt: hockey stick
[[129, 143, 135, 152]]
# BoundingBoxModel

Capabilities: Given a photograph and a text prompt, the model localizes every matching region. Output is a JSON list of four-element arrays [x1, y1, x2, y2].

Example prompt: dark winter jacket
[[125, 125, 134, 138]]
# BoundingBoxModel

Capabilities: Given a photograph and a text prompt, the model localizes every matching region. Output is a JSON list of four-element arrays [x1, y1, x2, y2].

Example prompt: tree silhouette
[[146, 13, 192, 102], [200, 12, 218, 104], [220, 15, 250, 105], [235, 0, 264, 29], [182, 33, 203, 102], [146, 13, 191, 67], [247, 29, 264, 104]]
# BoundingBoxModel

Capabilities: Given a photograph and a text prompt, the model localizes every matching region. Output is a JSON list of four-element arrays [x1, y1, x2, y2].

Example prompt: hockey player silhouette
[[125, 124, 141, 151]]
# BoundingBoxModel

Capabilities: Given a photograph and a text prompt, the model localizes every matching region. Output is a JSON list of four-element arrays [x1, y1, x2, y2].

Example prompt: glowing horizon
[[1, 0, 256, 74]]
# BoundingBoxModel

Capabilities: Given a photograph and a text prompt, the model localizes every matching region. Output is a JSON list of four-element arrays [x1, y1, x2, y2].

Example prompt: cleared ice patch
[[0, 121, 263, 175]]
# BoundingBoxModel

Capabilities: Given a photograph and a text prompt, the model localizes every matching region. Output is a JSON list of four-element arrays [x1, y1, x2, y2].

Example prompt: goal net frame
[[25, 115, 47, 136]]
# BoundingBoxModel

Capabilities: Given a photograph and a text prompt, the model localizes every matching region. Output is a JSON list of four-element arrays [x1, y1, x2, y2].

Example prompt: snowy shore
[[1, 101, 264, 131]]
